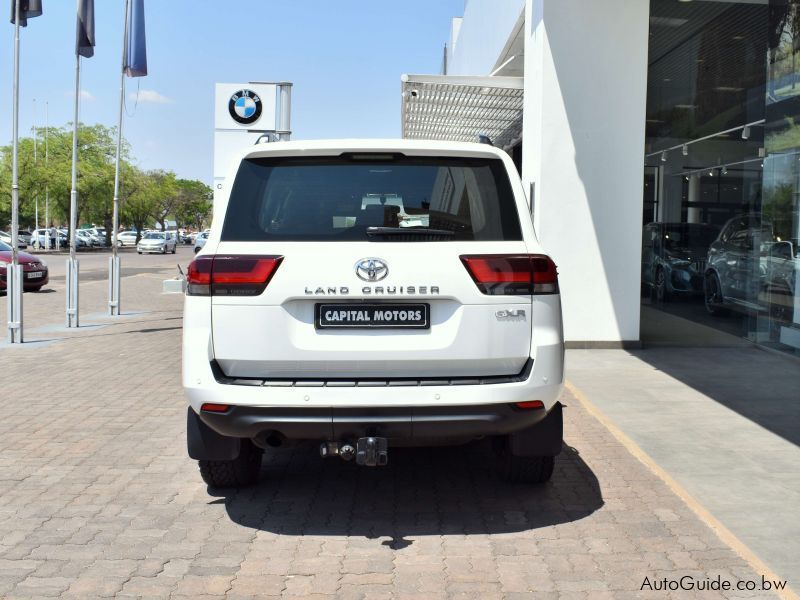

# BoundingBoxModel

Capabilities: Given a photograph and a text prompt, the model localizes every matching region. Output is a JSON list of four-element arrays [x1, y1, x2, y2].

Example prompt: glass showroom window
[[643, 0, 769, 347], [761, 1, 800, 353]]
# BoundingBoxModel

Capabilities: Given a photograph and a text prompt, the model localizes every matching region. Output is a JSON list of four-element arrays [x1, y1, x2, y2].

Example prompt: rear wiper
[[366, 226, 455, 237]]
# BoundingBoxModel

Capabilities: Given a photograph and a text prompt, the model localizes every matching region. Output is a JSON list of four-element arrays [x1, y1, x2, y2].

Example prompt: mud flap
[[508, 402, 563, 457], [187, 407, 241, 461]]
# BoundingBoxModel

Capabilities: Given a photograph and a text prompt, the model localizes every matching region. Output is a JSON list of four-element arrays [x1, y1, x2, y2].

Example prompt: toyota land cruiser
[[183, 140, 564, 487]]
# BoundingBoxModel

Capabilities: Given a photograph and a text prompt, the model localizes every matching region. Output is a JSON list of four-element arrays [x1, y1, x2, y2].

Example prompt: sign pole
[[66, 53, 81, 328], [7, 0, 23, 343], [109, 0, 129, 316]]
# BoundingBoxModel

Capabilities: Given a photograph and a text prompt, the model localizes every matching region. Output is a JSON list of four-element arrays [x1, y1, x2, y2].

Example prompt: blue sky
[[1, 1, 463, 183]]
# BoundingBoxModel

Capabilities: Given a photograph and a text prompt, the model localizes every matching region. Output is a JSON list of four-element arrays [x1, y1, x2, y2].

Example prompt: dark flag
[[76, 0, 94, 57], [123, 0, 147, 77], [10, 0, 42, 26]]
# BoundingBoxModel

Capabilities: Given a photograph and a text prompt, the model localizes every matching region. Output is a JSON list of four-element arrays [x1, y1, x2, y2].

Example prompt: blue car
[[642, 222, 720, 302]]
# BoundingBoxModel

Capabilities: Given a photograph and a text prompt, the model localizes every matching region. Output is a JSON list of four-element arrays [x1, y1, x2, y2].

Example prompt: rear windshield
[[221, 156, 523, 242]]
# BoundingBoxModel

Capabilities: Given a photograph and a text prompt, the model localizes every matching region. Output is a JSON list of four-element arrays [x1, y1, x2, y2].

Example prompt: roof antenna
[[477, 134, 493, 146]]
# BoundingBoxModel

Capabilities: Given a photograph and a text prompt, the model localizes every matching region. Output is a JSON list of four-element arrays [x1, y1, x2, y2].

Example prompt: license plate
[[26, 271, 44, 279], [315, 303, 430, 329]]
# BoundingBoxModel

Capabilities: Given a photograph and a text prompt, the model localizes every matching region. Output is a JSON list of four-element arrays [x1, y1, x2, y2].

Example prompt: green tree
[[0, 123, 211, 241], [148, 170, 179, 232], [174, 178, 213, 230], [122, 168, 158, 243]]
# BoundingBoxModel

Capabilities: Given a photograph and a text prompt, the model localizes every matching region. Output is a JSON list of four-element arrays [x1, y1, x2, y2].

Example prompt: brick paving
[[0, 258, 783, 599]]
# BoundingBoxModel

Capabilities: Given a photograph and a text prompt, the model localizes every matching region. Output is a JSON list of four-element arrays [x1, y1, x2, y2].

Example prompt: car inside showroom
[[643, 0, 800, 355]]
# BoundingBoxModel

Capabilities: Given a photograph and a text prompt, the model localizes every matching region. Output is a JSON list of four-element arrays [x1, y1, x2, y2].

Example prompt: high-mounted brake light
[[186, 255, 283, 297], [460, 254, 558, 295]]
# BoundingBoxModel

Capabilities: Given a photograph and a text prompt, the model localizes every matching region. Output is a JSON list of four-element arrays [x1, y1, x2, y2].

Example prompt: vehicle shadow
[[632, 346, 800, 448], [212, 440, 603, 541]]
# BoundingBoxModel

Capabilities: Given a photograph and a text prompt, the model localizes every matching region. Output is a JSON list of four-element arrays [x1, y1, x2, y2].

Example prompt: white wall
[[447, 0, 524, 75], [522, 0, 649, 343]]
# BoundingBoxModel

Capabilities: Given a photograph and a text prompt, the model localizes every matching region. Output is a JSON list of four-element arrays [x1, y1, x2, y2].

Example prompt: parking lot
[[0, 248, 789, 599]]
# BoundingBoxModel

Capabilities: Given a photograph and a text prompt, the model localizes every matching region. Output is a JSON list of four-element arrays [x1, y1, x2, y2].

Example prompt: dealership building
[[402, 0, 800, 357]]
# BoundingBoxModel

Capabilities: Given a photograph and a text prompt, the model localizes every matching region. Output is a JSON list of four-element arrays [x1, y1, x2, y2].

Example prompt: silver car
[[116, 231, 139, 246], [0, 231, 27, 249], [137, 232, 177, 254], [193, 231, 209, 253]]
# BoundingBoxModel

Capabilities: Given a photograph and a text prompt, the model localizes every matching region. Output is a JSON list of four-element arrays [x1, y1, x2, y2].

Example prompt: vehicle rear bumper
[[184, 345, 563, 412], [196, 401, 558, 442]]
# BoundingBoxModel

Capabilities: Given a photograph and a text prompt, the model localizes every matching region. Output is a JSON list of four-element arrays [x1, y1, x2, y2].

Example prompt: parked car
[[30, 228, 68, 249], [61, 230, 90, 249], [0, 231, 27, 249], [761, 240, 799, 332], [116, 230, 139, 246], [184, 139, 565, 488], [704, 213, 773, 315], [193, 231, 208, 253], [76, 229, 102, 248], [137, 231, 177, 254], [0, 240, 48, 291], [642, 222, 720, 302], [17, 230, 32, 246], [81, 228, 108, 247]]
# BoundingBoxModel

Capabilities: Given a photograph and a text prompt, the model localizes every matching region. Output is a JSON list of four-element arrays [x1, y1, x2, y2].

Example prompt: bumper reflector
[[201, 403, 230, 413], [515, 400, 544, 410]]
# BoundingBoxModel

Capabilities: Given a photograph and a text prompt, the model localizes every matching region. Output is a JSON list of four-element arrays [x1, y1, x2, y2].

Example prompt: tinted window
[[221, 156, 523, 242]]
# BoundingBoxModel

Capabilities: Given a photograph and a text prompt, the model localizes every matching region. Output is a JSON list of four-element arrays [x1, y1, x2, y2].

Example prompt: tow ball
[[320, 437, 388, 466]]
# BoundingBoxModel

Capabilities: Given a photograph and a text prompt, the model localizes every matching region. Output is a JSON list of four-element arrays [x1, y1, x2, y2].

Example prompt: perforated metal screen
[[401, 74, 524, 150]]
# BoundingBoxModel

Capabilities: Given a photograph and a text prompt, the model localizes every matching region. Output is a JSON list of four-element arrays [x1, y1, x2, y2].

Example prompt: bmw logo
[[228, 89, 262, 125]]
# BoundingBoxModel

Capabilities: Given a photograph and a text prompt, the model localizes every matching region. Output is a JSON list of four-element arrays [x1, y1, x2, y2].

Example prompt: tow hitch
[[320, 437, 388, 466]]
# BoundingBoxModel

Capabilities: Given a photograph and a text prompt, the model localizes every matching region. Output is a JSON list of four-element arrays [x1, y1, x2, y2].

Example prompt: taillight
[[186, 255, 213, 296], [186, 255, 283, 297], [460, 254, 558, 295]]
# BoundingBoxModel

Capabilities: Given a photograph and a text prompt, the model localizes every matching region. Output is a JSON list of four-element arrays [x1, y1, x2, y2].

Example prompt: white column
[[522, 0, 649, 344]]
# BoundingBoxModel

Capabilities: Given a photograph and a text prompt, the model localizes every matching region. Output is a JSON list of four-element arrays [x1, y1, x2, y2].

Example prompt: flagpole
[[44, 100, 49, 251], [33, 98, 38, 237], [8, 0, 23, 343], [109, 0, 130, 316], [67, 52, 81, 328]]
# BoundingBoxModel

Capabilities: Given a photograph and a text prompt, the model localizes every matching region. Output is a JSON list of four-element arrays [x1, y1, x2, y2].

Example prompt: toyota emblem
[[355, 258, 388, 282]]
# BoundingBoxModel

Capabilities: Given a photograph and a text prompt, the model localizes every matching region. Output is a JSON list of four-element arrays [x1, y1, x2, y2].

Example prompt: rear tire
[[654, 267, 670, 303], [499, 452, 555, 484], [704, 272, 729, 316], [198, 439, 263, 488]]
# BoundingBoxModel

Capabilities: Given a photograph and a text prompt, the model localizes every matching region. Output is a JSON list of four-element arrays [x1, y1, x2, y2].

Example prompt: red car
[[0, 240, 49, 292]]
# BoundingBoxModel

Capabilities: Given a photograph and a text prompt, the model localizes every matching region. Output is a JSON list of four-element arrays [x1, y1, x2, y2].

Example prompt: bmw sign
[[228, 89, 263, 125]]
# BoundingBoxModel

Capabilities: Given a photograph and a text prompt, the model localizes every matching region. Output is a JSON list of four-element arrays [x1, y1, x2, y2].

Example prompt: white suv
[[183, 140, 564, 487]]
